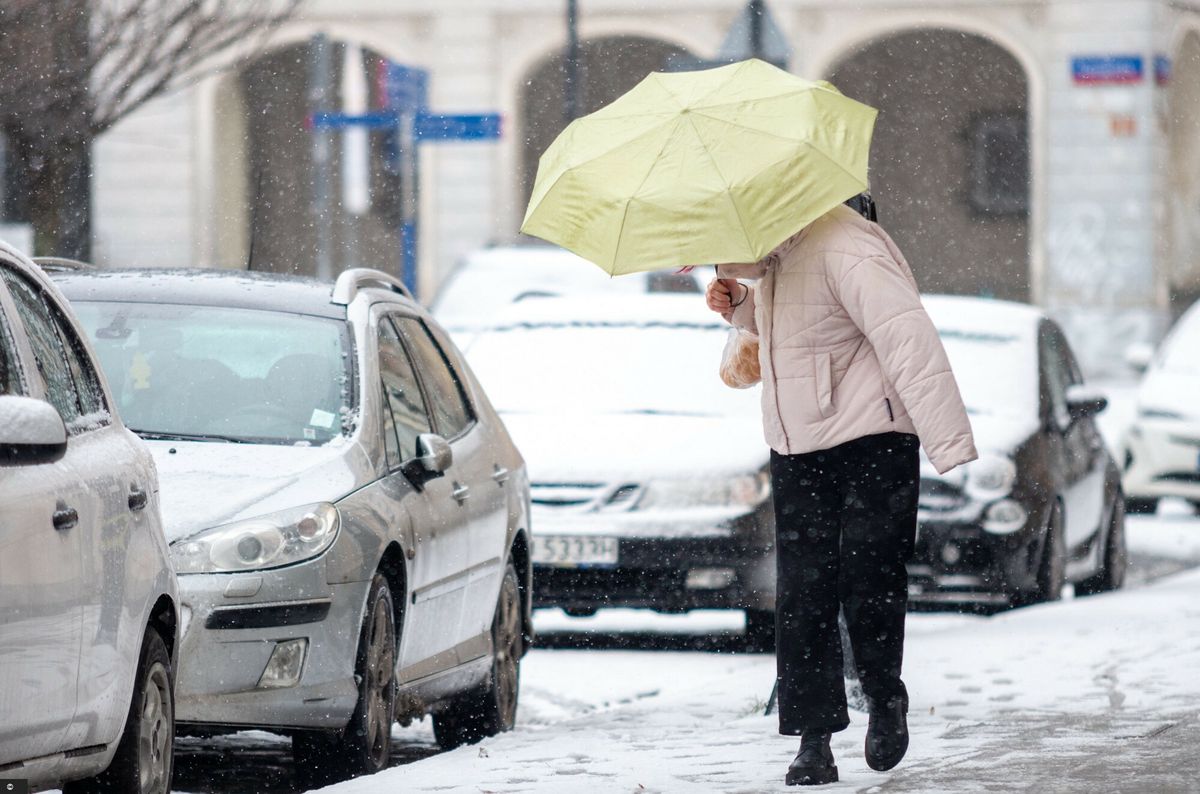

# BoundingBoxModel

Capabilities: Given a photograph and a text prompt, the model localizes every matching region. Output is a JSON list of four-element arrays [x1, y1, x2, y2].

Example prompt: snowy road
[[159, 511, 1200, 794]]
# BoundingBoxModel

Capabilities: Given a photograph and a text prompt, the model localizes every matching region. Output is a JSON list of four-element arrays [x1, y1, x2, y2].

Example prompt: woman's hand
[[706, 278, 745, 320]]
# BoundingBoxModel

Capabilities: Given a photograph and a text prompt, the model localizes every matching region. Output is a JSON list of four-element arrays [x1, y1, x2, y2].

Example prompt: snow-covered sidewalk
[[322, 568, 1200, 794]]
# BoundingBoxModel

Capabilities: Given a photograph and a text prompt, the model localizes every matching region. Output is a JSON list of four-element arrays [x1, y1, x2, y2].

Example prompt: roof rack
[[32, 256, 96, 273], [331, 268, 414, 306]]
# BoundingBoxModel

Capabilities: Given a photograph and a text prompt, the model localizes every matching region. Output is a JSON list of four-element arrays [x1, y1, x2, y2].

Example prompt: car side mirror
[[1124, 342, 1155, 374], [0, 395, 68, 465], [1065, 384, 1108, 421], [402, 433, 451, 488], [417, 433, 452, 474]]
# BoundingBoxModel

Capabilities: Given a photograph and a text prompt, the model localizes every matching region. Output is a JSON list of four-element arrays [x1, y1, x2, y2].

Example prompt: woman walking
[[707, 202, 976, 786]]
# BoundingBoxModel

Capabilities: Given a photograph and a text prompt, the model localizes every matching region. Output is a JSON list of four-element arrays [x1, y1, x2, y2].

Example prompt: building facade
[[89, 0, 1200, 373]]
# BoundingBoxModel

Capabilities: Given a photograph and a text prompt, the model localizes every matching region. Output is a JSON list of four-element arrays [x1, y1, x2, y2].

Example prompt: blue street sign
[[1072, 55, 1144, 85], [413, 113, 502, 141], [310, 111, 398, 130]]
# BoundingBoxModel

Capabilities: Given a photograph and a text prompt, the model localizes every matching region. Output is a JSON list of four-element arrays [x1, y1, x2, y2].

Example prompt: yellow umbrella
[[521, 58, 878, 276]]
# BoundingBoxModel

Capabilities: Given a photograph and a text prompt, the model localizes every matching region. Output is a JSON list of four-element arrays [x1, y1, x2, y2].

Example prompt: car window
[[1040, 323, 1072, 431], [378, 318, 432, 464], [0, 267, 83, 424], [72, 301, 353, 445], [394, 317, 474, 439], [0, 299, 22, 396]]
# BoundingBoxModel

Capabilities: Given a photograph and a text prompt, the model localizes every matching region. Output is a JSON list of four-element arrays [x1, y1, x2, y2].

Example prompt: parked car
[[1121, 300, 1200, 514], [461, 295, 776, 640], [913, 296, 1126, 608], [0, 246, 178, 792], [55, 267, 532, 774], [431, 245, 702, 343]]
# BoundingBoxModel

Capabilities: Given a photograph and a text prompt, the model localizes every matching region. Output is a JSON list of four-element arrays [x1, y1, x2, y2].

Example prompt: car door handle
[[452, 483, 471, 503], [53, 503, 79, 531], [492, 466, 510, 485], [128, 486, 148, 512]]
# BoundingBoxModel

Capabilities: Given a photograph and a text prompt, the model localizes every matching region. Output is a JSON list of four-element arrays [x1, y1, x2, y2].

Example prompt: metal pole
[[749, 0, 764, 61], [309, 33, 334, 280], [565, 0, 581, 124]]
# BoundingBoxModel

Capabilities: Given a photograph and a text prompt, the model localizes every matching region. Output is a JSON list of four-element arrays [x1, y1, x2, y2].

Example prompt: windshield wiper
[[130, 430, 251, 444], [616, 408, 716, 418]]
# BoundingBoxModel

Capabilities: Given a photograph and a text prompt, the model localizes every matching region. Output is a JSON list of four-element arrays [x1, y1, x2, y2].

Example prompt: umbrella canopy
[[521, 59, 878, 276]]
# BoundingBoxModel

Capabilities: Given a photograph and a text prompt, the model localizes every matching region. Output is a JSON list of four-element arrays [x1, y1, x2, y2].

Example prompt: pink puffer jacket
[[725, 205, 977, 474]]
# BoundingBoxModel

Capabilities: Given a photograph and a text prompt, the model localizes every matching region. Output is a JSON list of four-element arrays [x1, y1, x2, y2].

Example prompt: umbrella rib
[[611, 118, 690, 273], [681, 115, 758, 261]]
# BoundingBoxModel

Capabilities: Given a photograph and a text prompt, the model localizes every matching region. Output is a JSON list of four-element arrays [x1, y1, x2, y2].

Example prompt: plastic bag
[[719, 328, 761, 389]]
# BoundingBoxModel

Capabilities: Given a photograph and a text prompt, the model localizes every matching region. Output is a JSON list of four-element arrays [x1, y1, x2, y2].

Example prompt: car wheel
[[293, 574, 396, 780], [1014, 503, 1065, 607], [744, 609, 775, 653], [64, 629, 174, 794], [1124, 496, 1158, 515], [1076, 498, 1128, 596], [432, 561, 522, 750]]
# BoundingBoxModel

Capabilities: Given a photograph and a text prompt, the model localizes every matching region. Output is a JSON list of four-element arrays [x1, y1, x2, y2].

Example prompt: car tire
[[1124, 496, 1158, 515], [1076, 498, 1128, 596], [64, 629, 174, 794], [432, 561, 522, 750], [1014, 503, 1065, 607], [293, 574, 396, 780], [744, 609, 775, 653]]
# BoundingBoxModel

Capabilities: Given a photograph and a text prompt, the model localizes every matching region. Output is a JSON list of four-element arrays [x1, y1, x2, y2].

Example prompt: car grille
[[919, 478, 968, 513], [531, 482, 644, 512], [1154, 472, 1200, 484]]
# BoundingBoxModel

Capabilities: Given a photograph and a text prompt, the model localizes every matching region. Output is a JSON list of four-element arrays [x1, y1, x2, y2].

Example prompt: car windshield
[[937, 327, 1038, 419], [71, 301, 354, 445], [465, 321, 759, 418], [432, 256, 700, 331], [1159, 307, 1200, 375]]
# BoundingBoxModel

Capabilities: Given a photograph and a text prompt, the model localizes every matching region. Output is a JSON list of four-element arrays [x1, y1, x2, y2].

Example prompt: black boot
[[865, 695, 909, 771], [786, 732, 838, 786]]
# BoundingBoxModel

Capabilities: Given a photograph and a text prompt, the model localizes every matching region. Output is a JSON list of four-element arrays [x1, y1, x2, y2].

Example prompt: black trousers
[[771, 432, 919, 735]]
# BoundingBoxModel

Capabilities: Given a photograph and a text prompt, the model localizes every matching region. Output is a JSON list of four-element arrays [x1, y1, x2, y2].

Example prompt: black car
[[910, 296, 1127, 609]]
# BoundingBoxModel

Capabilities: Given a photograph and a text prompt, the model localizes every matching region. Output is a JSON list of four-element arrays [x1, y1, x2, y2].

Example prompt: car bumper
[[1122, 421, 1200, 500], [908, 514, 1046, 606], [174, 558, 369, 731], [531, 510, 774, 613]]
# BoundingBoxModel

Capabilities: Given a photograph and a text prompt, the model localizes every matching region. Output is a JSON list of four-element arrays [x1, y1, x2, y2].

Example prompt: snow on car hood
[[147, 439, 373, 543], [499, 411, 768, 483], [1137, 369, 1200, 420], [919, 412, 1039, 483]]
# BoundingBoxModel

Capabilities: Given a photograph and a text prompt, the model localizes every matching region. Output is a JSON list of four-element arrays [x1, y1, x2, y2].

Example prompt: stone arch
[[516, 35, 694, 220], [827, 29, 1033, 301], [210, 38, 402, 276], [1165, 29, 1200, 315]]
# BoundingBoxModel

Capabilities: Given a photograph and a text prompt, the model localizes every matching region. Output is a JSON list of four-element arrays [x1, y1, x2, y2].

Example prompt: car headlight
[[964, 455, 1016, 502], [639, 471, 770, 510], [981, 499, 1027, 535], [171, 503, 340, 574]]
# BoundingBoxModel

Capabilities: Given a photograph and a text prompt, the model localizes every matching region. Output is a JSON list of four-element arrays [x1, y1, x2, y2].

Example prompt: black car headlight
[[981, 499, 1027, 535], [171, 503, 340, 574], [965, 455, 1017, 502]]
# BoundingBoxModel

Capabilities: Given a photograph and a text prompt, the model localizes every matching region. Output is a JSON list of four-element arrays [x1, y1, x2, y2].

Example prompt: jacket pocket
[[815, 351, 835, 419]]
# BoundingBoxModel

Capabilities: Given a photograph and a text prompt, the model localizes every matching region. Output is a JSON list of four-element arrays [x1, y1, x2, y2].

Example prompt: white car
[[431, 245, 702, 343], [462, 295, 776, 640], [0, 247, 178, 792], [1122, 300, 1200, 513]]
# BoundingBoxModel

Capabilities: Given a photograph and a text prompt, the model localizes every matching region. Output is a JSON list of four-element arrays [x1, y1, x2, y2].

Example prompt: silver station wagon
[[0, 247, 178, 793], [55, 267, 532, 777]]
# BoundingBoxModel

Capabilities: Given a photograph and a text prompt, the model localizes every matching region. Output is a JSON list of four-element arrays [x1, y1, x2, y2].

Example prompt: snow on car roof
[[483, 293, 722, 330], [923, 294, 1043, 340]]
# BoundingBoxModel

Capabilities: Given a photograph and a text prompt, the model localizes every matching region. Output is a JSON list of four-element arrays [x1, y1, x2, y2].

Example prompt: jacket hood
[[147, 439, 373, 543]]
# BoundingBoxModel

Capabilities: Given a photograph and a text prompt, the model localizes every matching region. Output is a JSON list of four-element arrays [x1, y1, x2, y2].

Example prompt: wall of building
[[88, 0, 1200, 372]]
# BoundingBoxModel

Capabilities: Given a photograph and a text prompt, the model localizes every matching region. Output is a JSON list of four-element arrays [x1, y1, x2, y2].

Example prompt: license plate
[[532, 535, 619, 568]]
